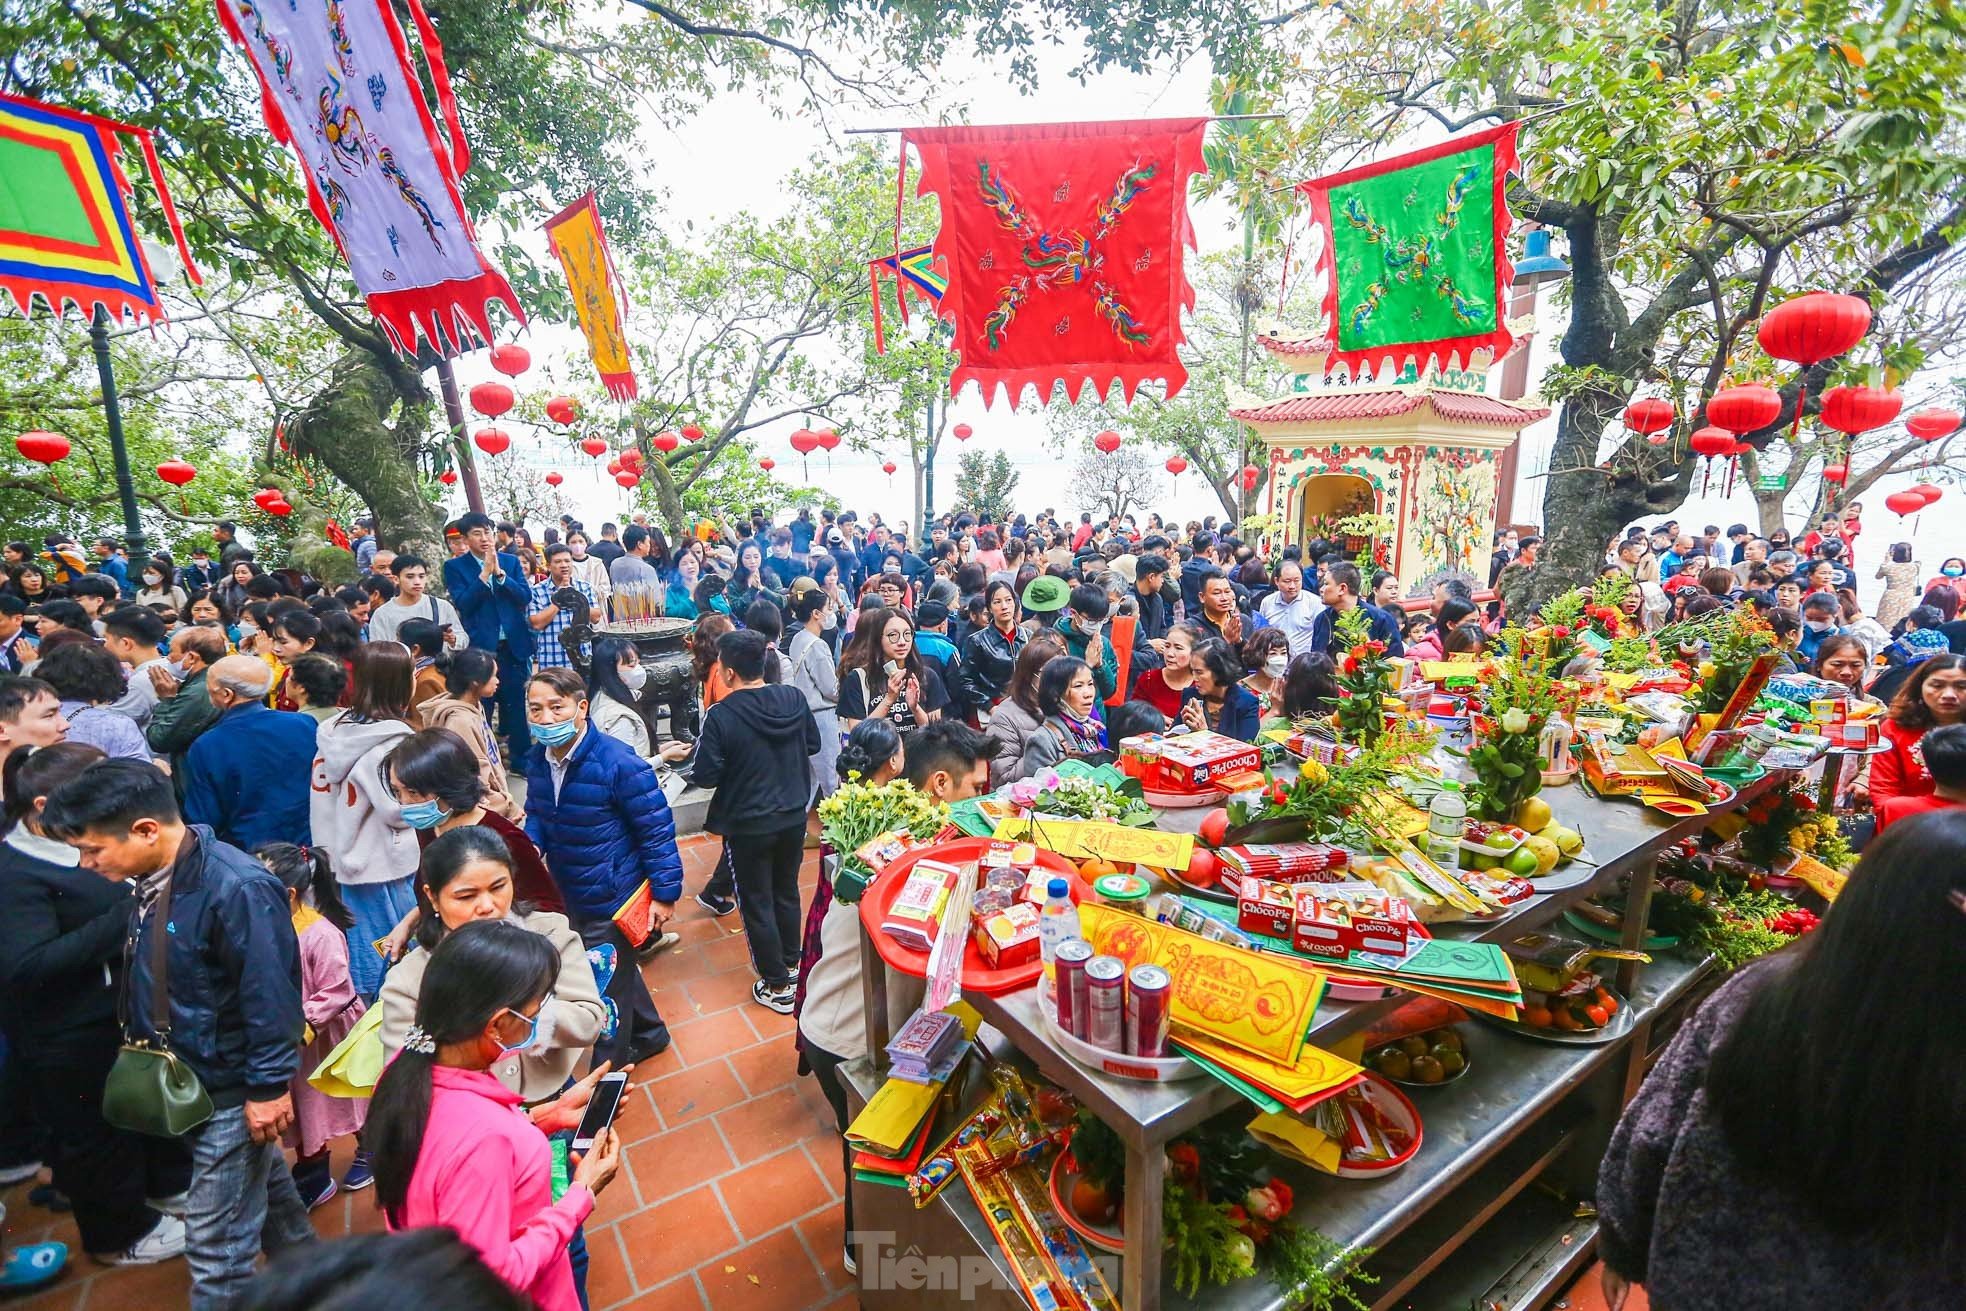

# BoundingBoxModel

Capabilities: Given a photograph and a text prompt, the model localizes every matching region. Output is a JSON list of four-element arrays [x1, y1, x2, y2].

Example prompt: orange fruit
[[1079, 856, 1120, 881]]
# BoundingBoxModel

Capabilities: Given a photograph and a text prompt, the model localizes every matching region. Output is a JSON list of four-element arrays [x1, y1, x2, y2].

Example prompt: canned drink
[[1053, 940, 1094, 1039], [1126, 965, 1171, 1058], [1085, 955, 1127, 1052]]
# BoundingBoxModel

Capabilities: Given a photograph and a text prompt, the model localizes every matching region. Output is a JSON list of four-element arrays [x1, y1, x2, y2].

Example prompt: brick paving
[[1, 834, 857, 1311]]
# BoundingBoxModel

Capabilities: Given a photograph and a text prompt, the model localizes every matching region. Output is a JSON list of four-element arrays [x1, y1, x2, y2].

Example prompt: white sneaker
[[0, 1162, 41, 1187], [99, 1213, 185, 1266], [144, 1192, 188, 1218]]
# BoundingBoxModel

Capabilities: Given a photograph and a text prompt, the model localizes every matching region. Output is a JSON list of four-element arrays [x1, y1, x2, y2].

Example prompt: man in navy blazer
[[442, 511, 534, 759]]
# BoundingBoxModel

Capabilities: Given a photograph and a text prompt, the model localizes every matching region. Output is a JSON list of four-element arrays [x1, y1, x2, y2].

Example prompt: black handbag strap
[[120, 853, 182, 1046]]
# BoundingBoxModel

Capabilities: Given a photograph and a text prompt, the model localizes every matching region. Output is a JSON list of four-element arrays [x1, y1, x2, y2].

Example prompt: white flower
[[1500, 708, 1533, 735]]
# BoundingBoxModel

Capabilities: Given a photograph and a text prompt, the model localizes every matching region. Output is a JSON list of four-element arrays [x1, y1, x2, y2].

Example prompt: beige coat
[[419, 693, 523, 821], [378, 909, 605, 1105]]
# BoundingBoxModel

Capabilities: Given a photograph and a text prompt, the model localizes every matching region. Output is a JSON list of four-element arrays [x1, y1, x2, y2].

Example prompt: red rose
[[1342, 656, 1359, 675], [1366, 640, 1387, 655], [1266, 1179, 1294, 1215], [1551, 625, 1572, 639]]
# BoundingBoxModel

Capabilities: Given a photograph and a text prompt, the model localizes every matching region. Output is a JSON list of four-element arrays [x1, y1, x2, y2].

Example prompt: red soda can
[[1125, 964, 1171, 1057], [1085, 955, 1127, 1052], [1053, 940, 1094, 1039]]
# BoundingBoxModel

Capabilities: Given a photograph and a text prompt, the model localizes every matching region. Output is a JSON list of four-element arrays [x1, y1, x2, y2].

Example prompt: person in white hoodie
[[310, 642, 420, 999]]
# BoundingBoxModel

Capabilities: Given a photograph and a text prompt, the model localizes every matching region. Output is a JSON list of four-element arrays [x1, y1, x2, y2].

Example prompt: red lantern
[[545, 472, 564, 487], [1885, 489, 1926, 516], [1705, 384, 1781, 437], [488, 343, 532, 377], [1912, 482, 1944, 505], [1907, 408, 1961, 442], [1757, 292, 1872, 369], [15, 430, 70, 465], [681, 424, 705, 442], [815, 428, 841, 452], [1165, 455, 1188, 475], [759, 457, 776, 473], [1621, 398, 1675, 435], [1757, 292, 1873, 440], [881, 461, 897, 475], [252, 487, 283, 511], [652, 430, 680, 454], [1093, 429, 1122, 454], [473, 427, 510, 456], [789, 429, 820, 455], [1823, 463, 1849, 484], [265, 498, 293, 516], [580, 437, 609, 458], [156, 460, 197, 487], [469, 382, 515, 418], [1241, 464, 1261, 491], [953, 423, 973, 442], [620, 449, 645, 473], [1689, 427, 1735, 458], [437, 471, 457, 487], [615, 471, 640, 489], [1818, 384, 1902, 437], [605, 458, 622, 475], [545, 396, 580, 426]]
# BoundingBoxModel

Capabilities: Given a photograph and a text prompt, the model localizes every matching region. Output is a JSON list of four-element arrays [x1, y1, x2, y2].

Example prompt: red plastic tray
[[857, 836, 1086, 995]]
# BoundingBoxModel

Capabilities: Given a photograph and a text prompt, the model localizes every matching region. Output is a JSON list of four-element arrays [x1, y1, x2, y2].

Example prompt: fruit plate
[[1048, 1153, 1125, 1253], [1474, 985, 1637, 1046], [1561, 908, 1679, 950], [1364, 1032, 1471, 1090], [1332, 1072, 1424, 1178], [857, 837, 1084, 995], [1035, 983, 1206, 1083]]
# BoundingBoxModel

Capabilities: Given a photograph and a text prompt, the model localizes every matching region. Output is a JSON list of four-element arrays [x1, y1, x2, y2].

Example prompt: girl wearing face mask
[[134, 556, 187, 610], [563, 532, 612, 614], [1239, 628, 1291, 720], [369, 918, 619, 1311], [377, 828, 602, 1104], [584, 634, 658, 759], [254, 842, 368, 1210], [1924, 556, 1966, 596], [414, 648, 523, 821]]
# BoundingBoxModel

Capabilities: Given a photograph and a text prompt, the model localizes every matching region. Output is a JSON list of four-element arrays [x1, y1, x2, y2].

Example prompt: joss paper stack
[[885, 1009, 963, 1083]]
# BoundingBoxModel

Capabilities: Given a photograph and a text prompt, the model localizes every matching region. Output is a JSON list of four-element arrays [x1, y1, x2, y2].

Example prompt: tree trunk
[[285, 348, 445, 566], [1501, 392, 1659, 614], [647, 454, 688, 536]]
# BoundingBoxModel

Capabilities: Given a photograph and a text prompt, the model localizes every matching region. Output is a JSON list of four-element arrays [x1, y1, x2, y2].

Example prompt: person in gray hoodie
[[690, 629, 819, 1015], [309, 643, 419, 999]]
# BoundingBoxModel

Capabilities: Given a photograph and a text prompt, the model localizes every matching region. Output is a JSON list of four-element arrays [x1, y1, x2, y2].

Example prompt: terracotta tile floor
[[0, 834, 857, 1311]]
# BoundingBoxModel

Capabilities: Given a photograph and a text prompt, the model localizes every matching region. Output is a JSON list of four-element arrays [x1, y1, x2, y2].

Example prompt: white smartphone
[[571, 1071, 629, 1152]]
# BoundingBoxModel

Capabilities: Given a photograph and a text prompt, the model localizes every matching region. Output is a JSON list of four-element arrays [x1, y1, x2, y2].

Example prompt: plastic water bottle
[[1427, 781, 1466, 867], [1039, 878, 1082, 982]]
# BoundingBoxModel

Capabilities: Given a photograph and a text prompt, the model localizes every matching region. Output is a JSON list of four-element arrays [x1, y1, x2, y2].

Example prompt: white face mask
[[238, 622, 260, 638], [620, 663, 648, 692], [1264, 654, 1288, 678], [143, 572, 163, 586]]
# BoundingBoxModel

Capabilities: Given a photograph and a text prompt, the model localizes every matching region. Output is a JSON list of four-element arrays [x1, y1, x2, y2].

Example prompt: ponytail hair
[[2, 742, 106, 834], [368, 920, 558, 1225], [254, 841, 353, 931], [837, 717, 901, 783], [436, 645, 497, 698]]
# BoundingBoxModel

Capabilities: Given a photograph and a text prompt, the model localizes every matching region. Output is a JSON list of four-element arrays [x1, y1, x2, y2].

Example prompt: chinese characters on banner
[[542, 191, 638, 401]]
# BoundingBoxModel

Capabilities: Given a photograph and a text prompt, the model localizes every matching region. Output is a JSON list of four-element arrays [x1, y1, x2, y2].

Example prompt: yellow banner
[[542, 191, 637, 400], [991, 817, 1193, 870]]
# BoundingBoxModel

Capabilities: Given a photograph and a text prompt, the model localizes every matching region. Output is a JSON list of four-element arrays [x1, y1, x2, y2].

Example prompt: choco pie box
[[1291, 889, 1414, 959], [1120, 731, 1262, 792], [1236, 878, 1298, 941]]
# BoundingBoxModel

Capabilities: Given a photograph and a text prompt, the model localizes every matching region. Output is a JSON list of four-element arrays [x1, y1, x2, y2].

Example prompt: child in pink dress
[[257, 843, 369, 1209]]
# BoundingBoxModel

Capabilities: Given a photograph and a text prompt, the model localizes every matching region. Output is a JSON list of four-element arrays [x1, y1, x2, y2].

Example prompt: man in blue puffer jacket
[[522, 667, 679, 1068]]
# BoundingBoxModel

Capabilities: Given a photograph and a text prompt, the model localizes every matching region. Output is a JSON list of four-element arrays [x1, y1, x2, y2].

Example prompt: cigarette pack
[[1236, 878, 1298, 940], [973, 901, 1043, 968], [880, 858, 964, 952], [1219, 842, 1350, 884], [1285, 731, 1364, 768], [884, 1009, 963, 1081]]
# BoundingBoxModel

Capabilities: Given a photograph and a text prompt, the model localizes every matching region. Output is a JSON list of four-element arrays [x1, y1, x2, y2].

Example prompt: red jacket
[[1868, 719, 1935, 809]]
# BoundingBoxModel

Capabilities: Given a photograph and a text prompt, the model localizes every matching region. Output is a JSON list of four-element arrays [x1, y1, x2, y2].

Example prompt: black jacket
[[694, 684, 820, 836], [962, 623, 1026, 708], [125, 827, 303, 1107], [0, 833, 134, 1046]]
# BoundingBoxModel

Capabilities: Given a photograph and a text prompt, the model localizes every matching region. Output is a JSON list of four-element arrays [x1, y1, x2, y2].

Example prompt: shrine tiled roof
[[1228, 389, 1551, 427]]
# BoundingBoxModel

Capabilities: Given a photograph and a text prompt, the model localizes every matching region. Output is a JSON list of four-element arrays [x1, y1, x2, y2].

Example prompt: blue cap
[[1048, 878, 1069, 899]]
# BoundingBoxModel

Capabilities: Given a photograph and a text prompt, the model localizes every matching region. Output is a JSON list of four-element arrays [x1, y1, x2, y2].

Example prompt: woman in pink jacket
[[366, 920, 625, 1311]]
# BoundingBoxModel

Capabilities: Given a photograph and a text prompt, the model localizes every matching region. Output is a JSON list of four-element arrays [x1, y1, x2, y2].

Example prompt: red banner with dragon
[[898, 119, 1208, 408], [215, 0, 522, 356]]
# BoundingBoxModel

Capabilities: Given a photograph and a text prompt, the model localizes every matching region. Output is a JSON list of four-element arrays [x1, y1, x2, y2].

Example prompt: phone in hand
[[883, 659, 902, 679], [572, 1071, 629, 1152]]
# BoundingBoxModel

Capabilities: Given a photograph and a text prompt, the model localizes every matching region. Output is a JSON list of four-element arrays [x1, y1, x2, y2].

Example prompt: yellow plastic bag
[[308, 1005, 385, 1098]]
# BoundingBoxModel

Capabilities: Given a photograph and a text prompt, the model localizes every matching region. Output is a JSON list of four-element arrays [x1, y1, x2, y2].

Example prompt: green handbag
[[102, 875, 214, 1138]]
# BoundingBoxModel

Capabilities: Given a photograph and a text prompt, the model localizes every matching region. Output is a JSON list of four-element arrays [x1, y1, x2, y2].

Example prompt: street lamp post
[[1493, 227, 1570, 528], [89, 307, 148, 562]]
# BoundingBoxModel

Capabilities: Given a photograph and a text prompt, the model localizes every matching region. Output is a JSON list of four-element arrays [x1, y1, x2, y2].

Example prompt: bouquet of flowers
[[1331, 605, 1399, 748], [1066, 1112, 1374, 1308], [1659, 607, 1778, 717], [1732, 778, 1855, 871], [1228, 724, 1431, 844], [816, 778, 949, 880], [1009, 769, 1153, 826], [1587, 572, 1637, 640], [1462, 625, 1564, 822]]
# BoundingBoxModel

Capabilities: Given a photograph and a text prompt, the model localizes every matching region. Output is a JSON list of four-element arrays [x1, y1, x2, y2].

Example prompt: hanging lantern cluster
[[1701, 384, 1781, 496], [253, 486, 294, 515], [1241, 464, 1261, 492], [1756, 292, 1872, 440]]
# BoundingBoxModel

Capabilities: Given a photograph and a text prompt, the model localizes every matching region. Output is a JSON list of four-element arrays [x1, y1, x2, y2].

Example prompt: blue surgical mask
[[493, 996, 553, 1059], [1946, 567, 1964, 578], [399, 799, 446, 830], [532, 717, 579, 748]]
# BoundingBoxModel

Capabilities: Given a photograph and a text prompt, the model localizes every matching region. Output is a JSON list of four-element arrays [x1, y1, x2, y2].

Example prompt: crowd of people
[[0, 494, 1959, 1308]]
